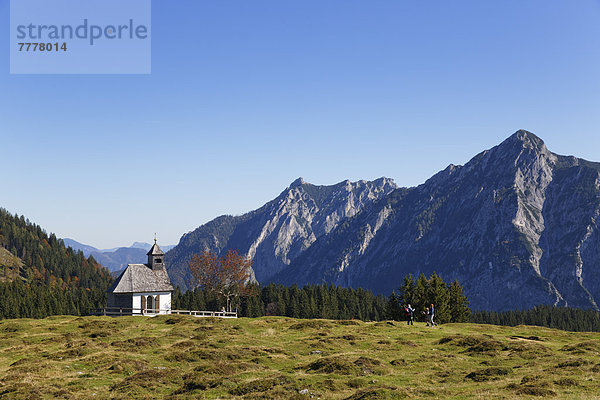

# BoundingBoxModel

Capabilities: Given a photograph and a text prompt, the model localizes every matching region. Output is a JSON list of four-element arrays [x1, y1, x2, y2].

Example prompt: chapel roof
[[147, 242, 164, 256], [107, 263, 173, 294]]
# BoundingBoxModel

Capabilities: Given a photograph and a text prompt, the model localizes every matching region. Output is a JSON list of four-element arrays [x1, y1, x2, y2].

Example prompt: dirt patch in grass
[[194, 325, 215, 332], [344, 387, 402, 399], [346, 378, 368, 388], [78, 320, 118, 331], [336, 320, 362, 326], [289, 320, 332, 330], [165, 350, 205, 362], [439, 335, 503, 355], [503, 341, 553, 359], [317, 378, 345, 391], [561, 340, 600, 355], [305, 356, 386, 376], [507, 382, 555, 397], [554, 377, 578, 387], [0, 382, 45, 399], [337, 334, 358, 341], [465, 367, 511, 382], [8, 357, 45, 373], [229, 375, 296, 396], [397, 338, 418, 347], [389, 359, 406, 367], [194, 362, 238, 375], [0, 322, 23, 333], [354, 357, 387, 375], [306, 357, 362, 375], [166, 346, 254, 363], [510, 335, 543, 341], [57, 340, 94, 359], [111, 337, 158, 348], [174, 372, 224, 393], [110, 368, 180, 393], [106, 359, 149, 374], [556, 358, 591, 368], [171, 340, 196, 349], [162, 316, 195, 325], [88, 330, 111, 339], [520, 375, 543, 384]]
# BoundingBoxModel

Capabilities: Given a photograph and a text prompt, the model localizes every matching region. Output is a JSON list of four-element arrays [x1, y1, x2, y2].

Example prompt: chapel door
[[147, 296, 154, 313]]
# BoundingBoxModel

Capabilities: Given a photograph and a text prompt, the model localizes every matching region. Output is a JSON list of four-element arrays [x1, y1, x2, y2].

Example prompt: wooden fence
[[90, 307, 237, 318]]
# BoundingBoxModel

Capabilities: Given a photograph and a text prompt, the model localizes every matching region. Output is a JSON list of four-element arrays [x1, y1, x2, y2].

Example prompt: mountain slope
[[271, 130, 600, 311], [0, 245, 24, 282], [0, 208, 113, 317], [165, 178, 398, 290]]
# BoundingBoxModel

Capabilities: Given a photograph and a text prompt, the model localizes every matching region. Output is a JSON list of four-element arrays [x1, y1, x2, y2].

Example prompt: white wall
[[132, 294, 142, 314], [133, 292, 172, 315]]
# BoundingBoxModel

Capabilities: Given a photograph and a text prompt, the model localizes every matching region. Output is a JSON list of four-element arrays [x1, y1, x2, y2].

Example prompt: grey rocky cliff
[[271, 130, 600, 311], [165, 177, 397, 290]]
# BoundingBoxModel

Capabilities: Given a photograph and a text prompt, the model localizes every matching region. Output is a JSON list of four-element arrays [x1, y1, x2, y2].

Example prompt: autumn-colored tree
[[188, 250, 254, 312]]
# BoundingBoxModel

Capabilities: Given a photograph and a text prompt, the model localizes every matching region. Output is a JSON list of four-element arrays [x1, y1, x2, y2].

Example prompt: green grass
[[1, 316, 600, 399]]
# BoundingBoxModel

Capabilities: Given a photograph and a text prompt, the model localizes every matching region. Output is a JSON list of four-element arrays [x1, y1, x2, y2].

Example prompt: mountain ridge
[[165, 177, 398, 290], [164, 130, 600, 311], [269, 130, 600, 311]]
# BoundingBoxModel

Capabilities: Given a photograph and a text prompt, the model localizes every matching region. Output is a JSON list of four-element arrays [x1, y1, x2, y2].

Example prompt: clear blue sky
[[1, 0, 599, 249]]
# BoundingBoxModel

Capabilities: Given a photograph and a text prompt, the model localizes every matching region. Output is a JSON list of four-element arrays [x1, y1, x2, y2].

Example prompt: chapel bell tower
[[147, 237, 165, 271]]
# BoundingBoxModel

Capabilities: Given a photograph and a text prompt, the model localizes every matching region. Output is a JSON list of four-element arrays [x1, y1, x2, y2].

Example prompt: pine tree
[[447, 280, 470, 322]]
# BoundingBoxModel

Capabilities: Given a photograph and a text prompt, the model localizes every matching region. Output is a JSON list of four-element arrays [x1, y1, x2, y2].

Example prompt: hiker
[[406, 304, 415, 325], [430, 303, 436, 326], [424, 307, 430, 326]]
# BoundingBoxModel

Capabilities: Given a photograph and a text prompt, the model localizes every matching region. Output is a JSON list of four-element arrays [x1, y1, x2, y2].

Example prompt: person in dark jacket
[[406, 304, 415, 325]]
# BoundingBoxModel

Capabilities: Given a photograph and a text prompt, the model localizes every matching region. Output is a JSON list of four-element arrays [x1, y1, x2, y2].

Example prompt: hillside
[[1, 315, 599, 399], [0, 246, 23, 282], [0, 208, 113, 317], [272, 130, 600, 311], [165, 178, 397, 291]]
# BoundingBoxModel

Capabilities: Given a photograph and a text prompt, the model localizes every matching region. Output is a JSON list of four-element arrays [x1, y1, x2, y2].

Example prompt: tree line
[[471, 305, 600, 332], [0, 279, 106, 319], [173, 282, 389, 321], [0, 208, 111, 319]]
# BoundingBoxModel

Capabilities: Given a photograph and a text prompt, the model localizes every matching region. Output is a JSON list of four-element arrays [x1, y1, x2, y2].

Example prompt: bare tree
[[188, 250, 254, 312]]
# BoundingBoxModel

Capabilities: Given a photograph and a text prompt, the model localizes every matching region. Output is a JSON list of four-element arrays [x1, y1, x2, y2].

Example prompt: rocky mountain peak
[[498, 129, 548, 155], [289, 177, 306, 188]]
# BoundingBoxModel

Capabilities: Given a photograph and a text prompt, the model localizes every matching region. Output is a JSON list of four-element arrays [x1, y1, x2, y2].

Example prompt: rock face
[[270, 130, 600, 311], [165, 177, 398, 290]]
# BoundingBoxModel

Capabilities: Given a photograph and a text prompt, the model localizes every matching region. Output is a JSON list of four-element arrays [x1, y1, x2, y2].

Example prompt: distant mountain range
[[165, 130, 600, 312], [63, 239, 175, 272]]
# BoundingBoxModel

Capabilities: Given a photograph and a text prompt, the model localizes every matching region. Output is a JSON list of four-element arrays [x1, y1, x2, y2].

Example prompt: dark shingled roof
[[147, 243, 164, 256], [108, 264, 173, 293]]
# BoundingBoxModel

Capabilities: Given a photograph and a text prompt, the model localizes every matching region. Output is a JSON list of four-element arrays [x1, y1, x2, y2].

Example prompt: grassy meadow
[[1, 315, 600, 399]]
